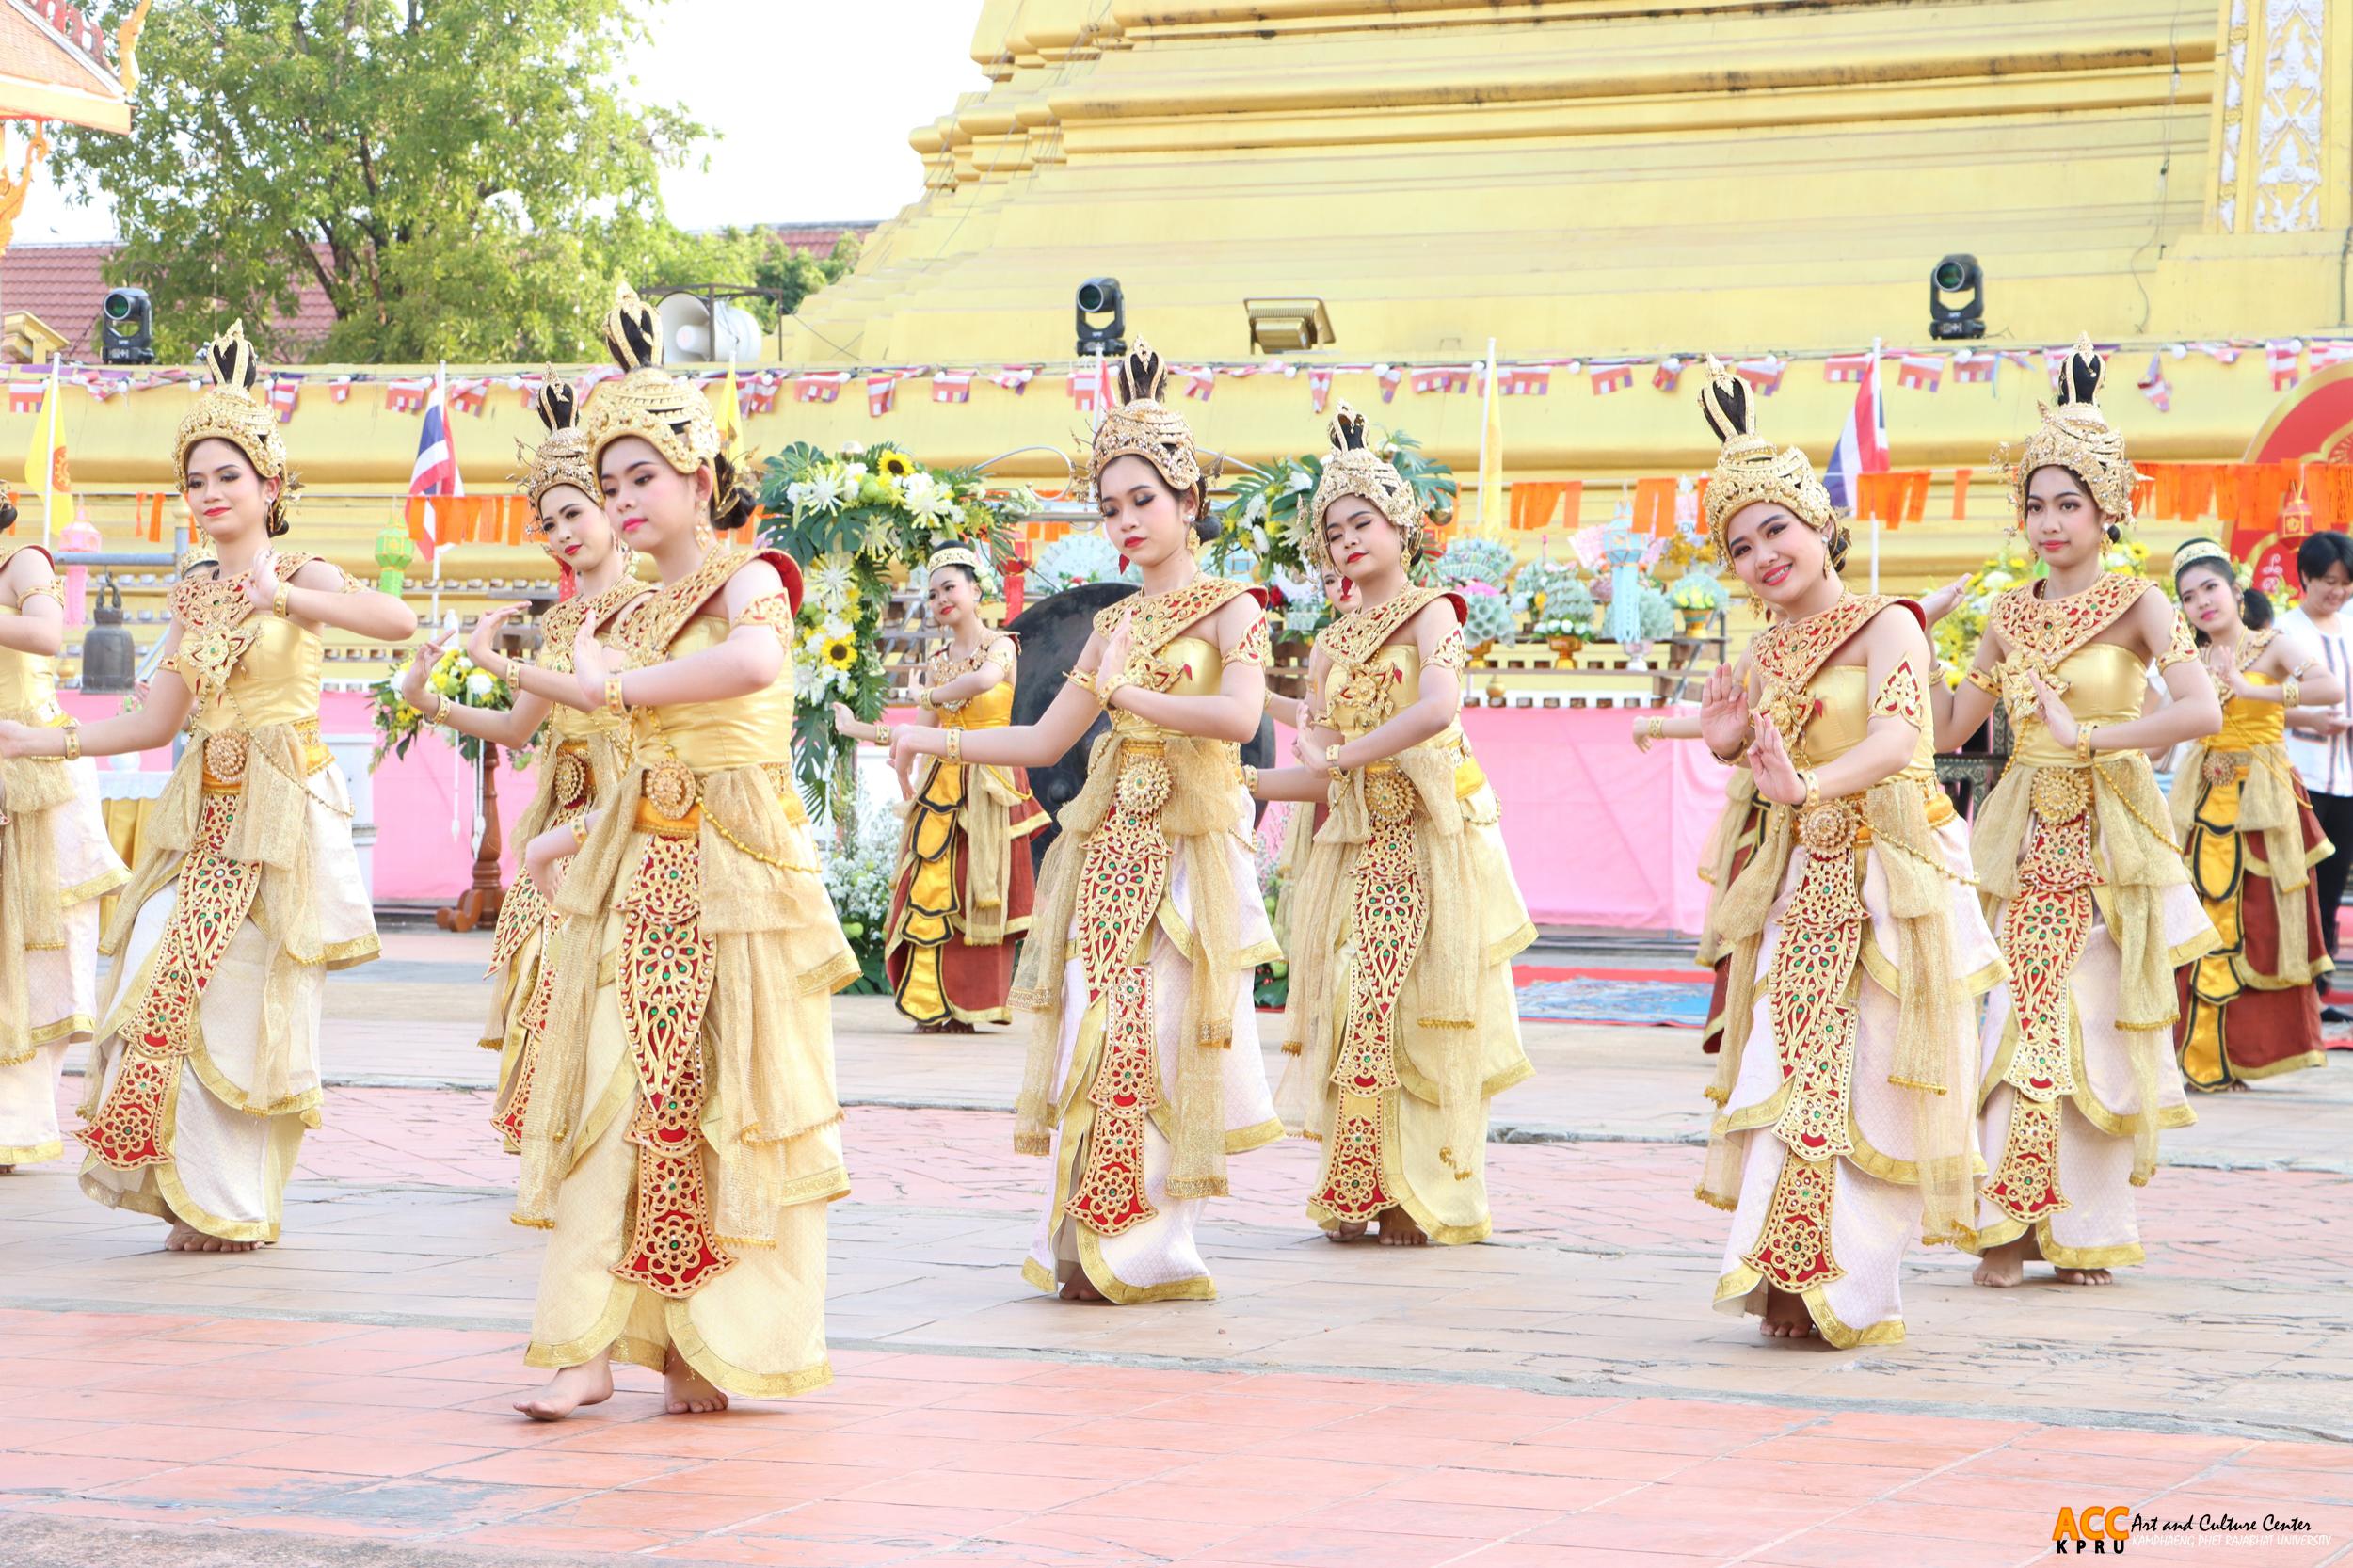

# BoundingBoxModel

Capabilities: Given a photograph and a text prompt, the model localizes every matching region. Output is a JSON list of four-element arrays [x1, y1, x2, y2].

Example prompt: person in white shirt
[[2279, 531, 2353, 1023]]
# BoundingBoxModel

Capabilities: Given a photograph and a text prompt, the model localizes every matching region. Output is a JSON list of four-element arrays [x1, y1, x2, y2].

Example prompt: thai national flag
[[1821, 349, 1887, 514], [408, 371, 462, 562]]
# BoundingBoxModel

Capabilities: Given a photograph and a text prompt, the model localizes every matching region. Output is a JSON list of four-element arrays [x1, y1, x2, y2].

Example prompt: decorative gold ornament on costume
[[1993, 333, 2143, 528], [580, 279, 723, 477], [1694, 357, 1835, 563], [1298, 401, 1423, 568], [517, 372, 600, 516], [1088, 342, 1202, 499]]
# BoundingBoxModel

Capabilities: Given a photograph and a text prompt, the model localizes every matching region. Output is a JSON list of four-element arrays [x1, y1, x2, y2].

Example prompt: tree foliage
[[51, 0, 743, 362]]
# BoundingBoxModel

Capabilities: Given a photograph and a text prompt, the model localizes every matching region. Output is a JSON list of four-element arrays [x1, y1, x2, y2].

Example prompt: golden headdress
[[580, 279, 722, 477], [174, 320, 290, 485], [516, 373, 598, 521], [2170, 537, 2233, 580], [1994, 333, 2141, 527], [924, 541, 985, 580], [1299, 401, 1421, 566], [1089, 342, 1201, 499], [1695, 357, 1834, 562]]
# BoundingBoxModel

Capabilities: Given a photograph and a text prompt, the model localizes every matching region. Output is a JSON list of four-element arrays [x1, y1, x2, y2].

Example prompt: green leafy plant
[[369, 645, 520, 769]]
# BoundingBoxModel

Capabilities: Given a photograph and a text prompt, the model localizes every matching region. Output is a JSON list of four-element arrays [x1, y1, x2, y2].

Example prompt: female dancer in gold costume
[[0, 520, 129, 1173], [0, 324, 417, 1249], [835, 545, 1044, 1031], [2166, 539, 2336, 1089], [1689, 360, 1990, 1345], [1932, 338, 2222, 1288], [891, 343, 1281, 1304], [1252, 405, 1534, 1246], [400, 378, 648, 1149], [507, 283, 854, 1418]]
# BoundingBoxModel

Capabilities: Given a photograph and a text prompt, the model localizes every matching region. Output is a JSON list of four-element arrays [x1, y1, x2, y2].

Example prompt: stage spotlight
[[1929, 254, 1985, 341], [1076, 277, 1126, 359], [1244, 297, 1334, 355]]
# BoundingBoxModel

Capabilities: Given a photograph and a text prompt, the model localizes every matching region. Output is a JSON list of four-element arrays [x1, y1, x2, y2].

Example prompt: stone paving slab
[[4, 1315, 2347, 1568]]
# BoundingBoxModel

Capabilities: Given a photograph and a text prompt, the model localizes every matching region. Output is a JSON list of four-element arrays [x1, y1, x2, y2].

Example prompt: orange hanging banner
[[1950, 467, 1972, 520], [1509, 480, 1579, 532], [2179, 464, 2216, 522], [1631, 476, 1675, 535]]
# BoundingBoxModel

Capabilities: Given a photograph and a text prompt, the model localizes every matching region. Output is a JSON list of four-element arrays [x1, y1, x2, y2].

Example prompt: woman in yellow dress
[[397, 377, 648, 1149], [506, 281, 856, 1418], [1931, 338, 2222, 1289], [1687, 360, 1991, 1345], [890, 343, 1282, 1304], [2166, 538, 2337, 1089], [834, 545, 1045, 1031], [1249, 405, 1533, 1246], [0, 323, 417, 1250], [0, 519, 130, 1173]]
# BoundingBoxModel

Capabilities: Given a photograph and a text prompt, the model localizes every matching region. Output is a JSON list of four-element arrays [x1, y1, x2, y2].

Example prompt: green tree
[[52, 0, 707, 362]]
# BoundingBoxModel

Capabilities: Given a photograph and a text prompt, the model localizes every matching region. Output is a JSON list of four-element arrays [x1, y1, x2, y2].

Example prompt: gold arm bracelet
[[62, 723, 80, 762]]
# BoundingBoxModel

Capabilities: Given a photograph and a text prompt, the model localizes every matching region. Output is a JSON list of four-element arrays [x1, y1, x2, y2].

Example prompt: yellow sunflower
[[875, 451, 918, 480], [822, 633, 859, 671]]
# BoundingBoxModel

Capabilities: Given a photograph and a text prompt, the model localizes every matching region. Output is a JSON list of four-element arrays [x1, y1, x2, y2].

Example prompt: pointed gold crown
[[1993, 333, 2141, 528], [516, 373, 600, 526], [579, 279, 722, 477], [1088, 341, 1202, 499], [1695, 356, 1834, 561], [174, 321, 290, 485], [1298, 401, 1422, 566]]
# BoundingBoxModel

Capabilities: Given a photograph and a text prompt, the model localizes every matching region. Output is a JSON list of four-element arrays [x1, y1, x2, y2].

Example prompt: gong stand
[[436, 618, 536, 934]]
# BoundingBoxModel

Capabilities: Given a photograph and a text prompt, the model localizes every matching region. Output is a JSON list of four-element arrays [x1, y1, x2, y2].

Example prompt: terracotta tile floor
[[3, 950, 2350, 1565]]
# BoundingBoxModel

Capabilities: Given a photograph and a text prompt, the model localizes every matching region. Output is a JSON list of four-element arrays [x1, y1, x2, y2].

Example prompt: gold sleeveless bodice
[[642, 614, 794, 773], [190, 615, 323, 735], [2217, 672, 2286, 751], [1108, 633, 1225, 741], [0, 605, 61, 721], [938, 641, 1017, 731], [1321, 640, 1487, 798], [2011, 641, 2147, 768], [1795, 664, 1937, 778]]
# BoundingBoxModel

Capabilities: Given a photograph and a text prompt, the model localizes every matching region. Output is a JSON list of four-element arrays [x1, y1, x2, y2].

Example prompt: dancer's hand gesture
[[1700, 662, 1751, 760], [2030, 674, 2078, 752], [1750, 716, 1806, 806]]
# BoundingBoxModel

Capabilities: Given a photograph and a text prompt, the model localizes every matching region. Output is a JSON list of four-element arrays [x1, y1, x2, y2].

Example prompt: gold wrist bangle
[[873, 723, 893, 749], [1647, 716, 1665, 740], [946, 728, 962, 764], [1096, 671, 1128, 712], [271, 582, 292, 617], [569, 818, 590, 847], [2076, 724, 2097, 763], [1801, 770, 1821, 811], [62, 723, 80, 762], [1241, 763, 1259, 795], [1324, 742, 1344, 777], [2283, 679, 2301, 708], [604, 675, 626, 715]]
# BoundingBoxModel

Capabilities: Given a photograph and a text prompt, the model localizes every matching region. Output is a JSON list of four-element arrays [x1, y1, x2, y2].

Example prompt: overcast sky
[[17, 0, 991, 243]]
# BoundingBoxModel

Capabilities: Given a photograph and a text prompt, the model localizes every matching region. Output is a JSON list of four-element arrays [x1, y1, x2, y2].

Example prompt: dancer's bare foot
[[164, 1222, 258, 1254], [1972, 1236, 2029, 1288], [514, 1357, 613, 1422], [2225, 1080, 2251, 1094], [1759, 1288, 1817, 1340], [1375, 1208, 1428, 1247], [2052, 1266, 2114, 1286], [1058, 1272, 1109, 1303], [1326, 1221, 1369, 1242], [663, 1352, 728, 1416]]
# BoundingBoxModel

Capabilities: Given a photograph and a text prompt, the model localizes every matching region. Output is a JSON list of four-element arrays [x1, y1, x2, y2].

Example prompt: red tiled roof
[[0, 8, 115, 95], [768, 222, 874, 257], [0, 240, 335, 361]]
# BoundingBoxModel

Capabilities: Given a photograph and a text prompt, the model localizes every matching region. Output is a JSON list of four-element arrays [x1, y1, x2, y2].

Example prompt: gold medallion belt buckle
[[1797, 796, 1860, 854]]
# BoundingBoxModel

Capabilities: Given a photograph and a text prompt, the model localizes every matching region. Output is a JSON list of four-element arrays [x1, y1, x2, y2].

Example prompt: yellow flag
[[1476, 352, 1504, 536], [714, 363, 744, 456], [20, 375, 64, 508]]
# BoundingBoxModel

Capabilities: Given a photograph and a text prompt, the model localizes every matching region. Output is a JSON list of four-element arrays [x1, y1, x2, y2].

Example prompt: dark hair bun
[[710, 450, 756, 532], [2244, 586, 2274, 632]]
